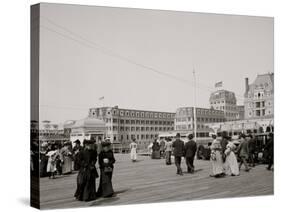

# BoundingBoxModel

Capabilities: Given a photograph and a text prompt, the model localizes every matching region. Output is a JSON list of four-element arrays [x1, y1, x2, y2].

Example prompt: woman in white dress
[[130, 139, 138, 162], [210, 134, 225, 178], [46, 145, 58, 179], [224, 141, 240, 176]]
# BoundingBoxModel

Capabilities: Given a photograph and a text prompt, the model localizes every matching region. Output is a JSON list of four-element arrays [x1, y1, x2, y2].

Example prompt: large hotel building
[[209, 90, 243, 121], [244, 73, 274, 120], [88, 106, 175, 149], [174, 107, 225, 138]]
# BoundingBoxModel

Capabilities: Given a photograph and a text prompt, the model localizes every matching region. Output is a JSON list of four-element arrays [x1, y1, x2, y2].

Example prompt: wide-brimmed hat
[[101, 141, 111, 147], [74, 139, 81, 144], [188, 133, 194, 140]]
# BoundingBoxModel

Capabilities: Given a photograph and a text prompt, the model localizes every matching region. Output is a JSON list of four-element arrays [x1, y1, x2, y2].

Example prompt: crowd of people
[[142, 131, 274, 177], [34, 130, 273, 203], [38, 138, 116, 202]]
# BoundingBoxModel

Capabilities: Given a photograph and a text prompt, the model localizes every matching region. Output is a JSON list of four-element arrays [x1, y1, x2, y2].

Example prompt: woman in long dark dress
[[74, 139, 99, 201], [97, 141, 116, 198]]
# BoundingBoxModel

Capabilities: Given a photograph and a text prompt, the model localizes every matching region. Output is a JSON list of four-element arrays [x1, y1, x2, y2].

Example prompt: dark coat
[[184, 140, 197, 158], [172, 139, 185, 157], [97, 150, 116, 197], [220, 138, 228, 153], [152, 142, 160, 151], [265, 137, 274, 157], [248, 138, 256, 153], [74, 149, 98, 201]]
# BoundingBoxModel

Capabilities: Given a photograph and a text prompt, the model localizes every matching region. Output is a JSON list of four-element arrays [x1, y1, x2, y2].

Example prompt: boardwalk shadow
[[114, 188, 131, 194], [183, 168, 204, 174], [89, 188, 130, 206], [90, 196, 120, 206]]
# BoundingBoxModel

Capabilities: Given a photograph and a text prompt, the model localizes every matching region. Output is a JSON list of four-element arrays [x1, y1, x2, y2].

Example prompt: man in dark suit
[[265, 133, 274, 171], [172, 133, 185, 175], [247, 134, 256, 167], [184, 134, 197, 173], [220, 131, 229, 163]]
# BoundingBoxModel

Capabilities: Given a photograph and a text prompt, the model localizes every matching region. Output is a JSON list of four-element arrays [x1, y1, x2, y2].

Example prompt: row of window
[[105, 118, 174, 125], [210, 100, 236, 105], [177, 108, 224, 116], [247, 91, 272, 99], [100, 110, 175, 119], [175, 124, 210, 130], [175, 117, 224, 123], [248, 109, 272, 117], [108, 126, 173, 132], [113, 134, 159, 141]]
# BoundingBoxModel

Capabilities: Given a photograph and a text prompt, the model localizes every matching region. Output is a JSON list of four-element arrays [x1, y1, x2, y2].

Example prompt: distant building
[[236, 105, 245, 120], [88, 106, 175, 150], [39, 120, 66, 143], [174, 107, 225, 138], [209, 89, 239, 121], [67, 117, 106, 143], [244, 73, 274, 120], [205, 118, 273, 136]]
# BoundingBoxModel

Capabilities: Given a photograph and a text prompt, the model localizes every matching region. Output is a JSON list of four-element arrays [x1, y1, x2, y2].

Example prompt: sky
[[37, 3, 274, 124]]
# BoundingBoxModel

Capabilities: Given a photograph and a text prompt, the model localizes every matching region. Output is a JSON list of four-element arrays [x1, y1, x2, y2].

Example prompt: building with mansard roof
[[244, 73, 274, 120]]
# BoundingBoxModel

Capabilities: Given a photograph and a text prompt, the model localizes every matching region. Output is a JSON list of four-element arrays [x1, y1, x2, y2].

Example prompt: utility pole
[[193, 68, 197, 142]]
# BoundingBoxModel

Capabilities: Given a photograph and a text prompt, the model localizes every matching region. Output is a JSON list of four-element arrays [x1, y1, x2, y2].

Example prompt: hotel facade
[[209, 89, 242, 121], [88, 106, 175, 150], [244, 73, 274, 120], [174, 107, 225, 138]]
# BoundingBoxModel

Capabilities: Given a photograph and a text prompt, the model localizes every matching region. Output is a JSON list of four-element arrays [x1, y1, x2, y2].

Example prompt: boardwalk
[[40, 154, 273, 209]]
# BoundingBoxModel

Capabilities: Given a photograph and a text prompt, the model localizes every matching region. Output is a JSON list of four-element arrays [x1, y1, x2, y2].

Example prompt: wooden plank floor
[[40, 154, 273, 209]]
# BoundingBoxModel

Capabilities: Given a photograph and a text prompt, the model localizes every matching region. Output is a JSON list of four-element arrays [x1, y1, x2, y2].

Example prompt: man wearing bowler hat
[[184, 133, 197, 173], [172, 133, 185, 175]]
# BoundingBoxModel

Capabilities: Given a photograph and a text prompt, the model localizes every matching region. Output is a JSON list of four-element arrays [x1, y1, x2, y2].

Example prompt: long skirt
[[74, 167, 98, 201], [225, 152, 239, 176], [62, 156, 72, 174], [40, 154, 49, 177], [130, 148, 137, 161], [47, 159, 56, 173], [97, 169, 114, 198], [210, 151, 224, 176], [151, 150, 161, 159]]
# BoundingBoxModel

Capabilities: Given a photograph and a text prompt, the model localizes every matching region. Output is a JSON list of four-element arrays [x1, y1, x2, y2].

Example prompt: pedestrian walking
[[97, 140, 116, 198], [46, 144, 59, 179], [164, 138, 173, 165], [130, 139, 138, 162], [61, 141, 73, 174], [220, 131, 229, 163], [160, 138, 166, 158], [264, 133, 274, 171], [210, 133, 225, 178], [224, 140, 239, 176], [247, 134, 256, 167], [55, 144, 63, 176], [237, 134, 250, 172], [184, 134, 197, 173], [172, 133, 185, 175], [74, 139, 99, 201], [151, 139, 160, 159], [73, 139, 83, 171]]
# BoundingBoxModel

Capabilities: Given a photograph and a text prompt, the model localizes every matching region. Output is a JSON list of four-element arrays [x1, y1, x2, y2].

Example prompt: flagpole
[[193, 68, 197, 142]]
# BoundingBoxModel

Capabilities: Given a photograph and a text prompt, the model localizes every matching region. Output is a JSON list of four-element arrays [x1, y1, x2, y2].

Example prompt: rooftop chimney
[[244, 78, 249, 97]]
